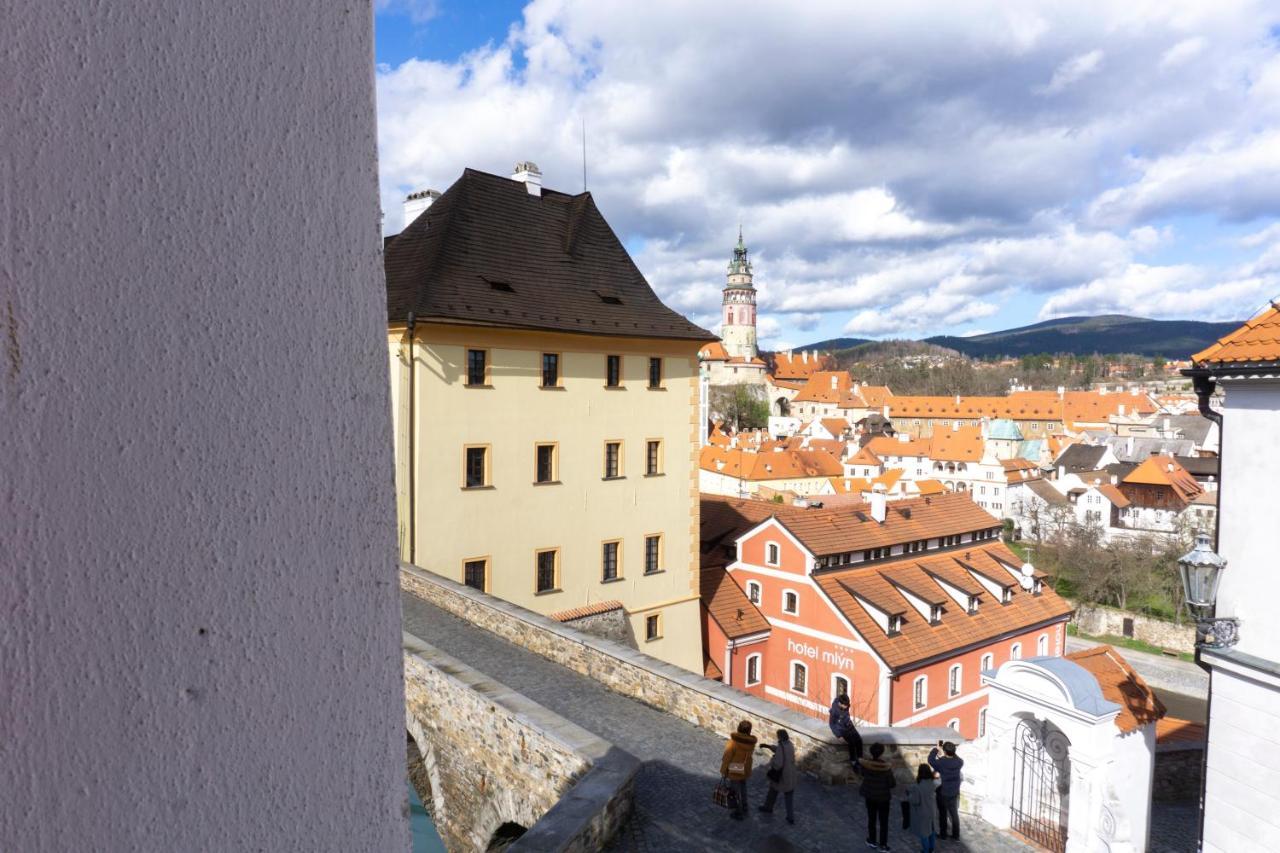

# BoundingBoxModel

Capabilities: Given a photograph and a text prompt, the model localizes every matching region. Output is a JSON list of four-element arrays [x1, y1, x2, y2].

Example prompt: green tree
[[710, 385, 770, 431]]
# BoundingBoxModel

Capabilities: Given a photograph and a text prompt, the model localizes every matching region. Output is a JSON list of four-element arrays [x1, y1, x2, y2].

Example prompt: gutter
[[406, 312, 416, 565], [1181, 367, 1223, 551]]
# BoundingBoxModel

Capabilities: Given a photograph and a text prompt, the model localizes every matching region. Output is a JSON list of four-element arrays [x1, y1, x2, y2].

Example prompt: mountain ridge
[[797, 315, 1241, 360]]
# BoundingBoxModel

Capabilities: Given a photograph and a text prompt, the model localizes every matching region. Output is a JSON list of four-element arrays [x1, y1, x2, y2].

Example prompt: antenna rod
[[581, 117, 587, 192]]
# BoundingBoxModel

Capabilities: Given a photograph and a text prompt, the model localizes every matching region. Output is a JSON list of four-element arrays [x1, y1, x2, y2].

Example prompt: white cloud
[[1039, 264, 1278, 321], [376, 0, 1280, 338], [1038, 49, 1103, 94]]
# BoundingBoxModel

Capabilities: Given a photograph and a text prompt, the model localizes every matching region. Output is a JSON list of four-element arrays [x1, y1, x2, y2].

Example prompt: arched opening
[[486, 822, 528, 851], [775, 397, 790, 416], [1010, 718, 1071, 853]]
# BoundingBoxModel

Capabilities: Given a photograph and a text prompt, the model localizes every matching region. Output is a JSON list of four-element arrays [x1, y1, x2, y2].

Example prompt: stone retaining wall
[[1070, 601, 1195, 654], [402, 565, 957, 786], [403, 632, 639, 852]]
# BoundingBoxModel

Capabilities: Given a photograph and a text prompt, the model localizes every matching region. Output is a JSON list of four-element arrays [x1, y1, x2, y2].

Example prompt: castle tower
[[720, 227, 758, 360]]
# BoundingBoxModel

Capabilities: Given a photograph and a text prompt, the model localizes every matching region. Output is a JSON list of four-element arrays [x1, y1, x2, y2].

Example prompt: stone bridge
[[401, 564, 1035, 852]]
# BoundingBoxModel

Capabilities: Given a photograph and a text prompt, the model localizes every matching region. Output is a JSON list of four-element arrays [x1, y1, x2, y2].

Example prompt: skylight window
[[593, 289, 623, 305], [483, 277, 515, 293]]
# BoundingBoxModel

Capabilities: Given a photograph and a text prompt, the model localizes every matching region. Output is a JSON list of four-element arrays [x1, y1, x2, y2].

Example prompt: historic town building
[[699, 231, 768, 385], [385, 163, 716, 672], [699, 492, 1074, 738]]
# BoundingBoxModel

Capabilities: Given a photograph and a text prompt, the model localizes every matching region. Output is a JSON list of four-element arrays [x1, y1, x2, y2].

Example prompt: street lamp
[[1177, 531, 1239, 649]]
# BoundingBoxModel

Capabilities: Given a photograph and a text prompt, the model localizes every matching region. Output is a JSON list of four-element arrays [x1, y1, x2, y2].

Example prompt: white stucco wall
[[2, 3, 408, 851]]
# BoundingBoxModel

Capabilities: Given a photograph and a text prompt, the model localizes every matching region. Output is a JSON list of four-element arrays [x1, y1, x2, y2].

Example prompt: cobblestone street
[[403, 592, 1036, 852]]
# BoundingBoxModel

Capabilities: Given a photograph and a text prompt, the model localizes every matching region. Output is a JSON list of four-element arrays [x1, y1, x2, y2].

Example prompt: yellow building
[[385, 163, 715, 672]]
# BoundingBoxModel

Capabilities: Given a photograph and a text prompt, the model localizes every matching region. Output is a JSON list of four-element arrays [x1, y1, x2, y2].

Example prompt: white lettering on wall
[[787, 636, 854, 671]]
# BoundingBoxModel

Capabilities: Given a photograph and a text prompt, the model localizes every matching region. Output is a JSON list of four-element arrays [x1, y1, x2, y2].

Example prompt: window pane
[[645, 536, 660, 573], [646, 441, 659, 475], [605, 442, 620, 478], [792, 664, 806, 692], [536, 551, 556, 592], [463, 560, 486, 591], [606, 355, 620, 387], [602, 542, 619, 581], [646, 615, 659, 640], [748, 584, 760, 604], [465, 447, 486, 488], [536, 445, 555, 483], [466, 349, 486, 386], [835, 676, 848, 699], [747, 656, 758, 683], [648, 357, 662, 388], [541, 353, 558, 387]]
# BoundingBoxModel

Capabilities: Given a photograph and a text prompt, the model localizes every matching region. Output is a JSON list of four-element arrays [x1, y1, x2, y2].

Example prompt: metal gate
[[1010, 718, 1070, 852]]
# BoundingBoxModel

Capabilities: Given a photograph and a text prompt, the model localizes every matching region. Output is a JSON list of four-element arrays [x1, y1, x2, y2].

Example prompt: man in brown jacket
[[720, 720, 758, 820]]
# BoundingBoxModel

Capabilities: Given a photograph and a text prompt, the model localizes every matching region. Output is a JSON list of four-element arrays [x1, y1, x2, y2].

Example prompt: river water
[[409, 781, 446, 853]]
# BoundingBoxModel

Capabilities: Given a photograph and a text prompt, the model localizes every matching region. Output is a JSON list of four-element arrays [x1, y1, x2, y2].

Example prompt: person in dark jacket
[[720, 720, 758, 820], [828, 694, 863, 765], [928, 741, 964, 840], [757, 729, 797, 824], [907, 763, 942, 853], [858, 742, 895, 851]]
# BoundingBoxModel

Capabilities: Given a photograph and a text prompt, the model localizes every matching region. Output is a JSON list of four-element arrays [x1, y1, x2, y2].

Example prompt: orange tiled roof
[[867, 435, 931, 458], [1192, 303, 1280, 366], [1095, 483, 1130, 507], [814, 543, 1073, 670], [1061, 390, 1156, 427], [549, 599, 624, 622], [1065, 645, 1167, 734], [821, 418, 851, 437], [793, 371, 854, 403], [858, 385, 894, 407], [699, 446, 844, 481], [1122, 456, 1202, 502], [849, 445, 882, 466], [700, 565, 770, 640], [828, 469, 904, 495], [928, 426, 984, 463], [1156, 717, 1206, 745], [704, 655, 724, 680], [805, 438, 847, 459], [913, 479, 945, 496], [884, 391, 1155, 430], [701, 491, 1003, 557], [699, 341, 729, 361], [768, 350, 837, 380]]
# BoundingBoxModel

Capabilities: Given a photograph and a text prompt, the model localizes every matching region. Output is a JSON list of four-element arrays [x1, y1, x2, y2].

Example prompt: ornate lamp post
[[1177, 531, 1239, 649]]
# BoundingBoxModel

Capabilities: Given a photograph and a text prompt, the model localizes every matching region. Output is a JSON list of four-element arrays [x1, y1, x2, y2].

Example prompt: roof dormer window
[[967, 596, 979, 614], [929, 604, 942, 625], [1001, 587, 1013, 604], [889, 615, 903, 636]]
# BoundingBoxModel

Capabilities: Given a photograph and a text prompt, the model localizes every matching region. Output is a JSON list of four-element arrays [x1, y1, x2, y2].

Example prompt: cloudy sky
[[374, 0, 1280, 348]]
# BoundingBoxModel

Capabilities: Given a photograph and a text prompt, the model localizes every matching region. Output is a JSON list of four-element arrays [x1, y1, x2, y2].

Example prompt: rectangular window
[[913, 676, 927, 710], [645, 439, 662, 476], [541, 352, 559, 387], [463, 558, 487, 591], [949, 665, 961, 697], [466, 349, 487, 386], [535, 549, 559, 594], [747, 581, 761, 604], [783, 590, 798, 615], [834, 675, 849, 702], [535, 443, 557, 484], [606, 354, 621, 387], [746, 655, 761, 685], [644, 534, 662, 574], [648, 357, 663, 388], [602, 540, 621, 581], [604, 441, 622, 478], [645, 613, 661, 641], [766, 542, 780, 566], [792, 662, 807, 694], [464, 446, 488, 488], [978, 707, 987, 738]]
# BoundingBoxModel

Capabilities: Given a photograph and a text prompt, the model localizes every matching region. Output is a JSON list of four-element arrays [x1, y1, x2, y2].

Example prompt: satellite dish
[[1019, 562, 1035, 590]]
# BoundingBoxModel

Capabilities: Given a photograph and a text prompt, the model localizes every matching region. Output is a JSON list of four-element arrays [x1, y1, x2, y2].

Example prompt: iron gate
[[1009, 718, 1070, 853]]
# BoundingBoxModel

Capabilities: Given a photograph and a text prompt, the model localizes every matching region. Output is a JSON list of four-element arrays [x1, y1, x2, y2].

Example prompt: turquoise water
[[409, 781, 446, 853]]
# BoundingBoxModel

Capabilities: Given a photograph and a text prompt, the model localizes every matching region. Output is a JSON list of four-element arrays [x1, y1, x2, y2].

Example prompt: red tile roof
[[1156, 717, 1206, 745], [549, 600, 624, 622], [700, 565, 771, 640], [1192, 303, 1280, 366], [1065, 645, 1167, 734], [1122, 456, 1202, 503], [699, 446, 844, 481]]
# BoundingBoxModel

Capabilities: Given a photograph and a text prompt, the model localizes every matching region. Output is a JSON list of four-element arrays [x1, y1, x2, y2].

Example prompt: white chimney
[[1118, 404, 1126, 416], [803, 351, 810, 364], [1127, 436, 1134, 457], [511, 160, 542, 196], [870, 491, 887, 524], [402, 189, 440, 230], [830, 375, 838, 389], [1100, 386, 1108, 396], [955, 394, 961, 405], [1057, 386, 1065, 399], [952, 421, 959, 432]]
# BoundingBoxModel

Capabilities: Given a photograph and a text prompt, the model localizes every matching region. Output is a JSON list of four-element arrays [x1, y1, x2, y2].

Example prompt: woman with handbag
[[719, 720, 757, 820], [757, 729, 797, 824], [907, 763, 942, 853]]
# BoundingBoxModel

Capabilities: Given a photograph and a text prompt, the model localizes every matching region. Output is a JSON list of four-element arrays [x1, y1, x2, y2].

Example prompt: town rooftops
[[767, 350, 837, 381], [700, 491, 1002, 558], [699, 446, 844, 481], [1065, 645, 1167, 733], [987, 419, 1023, 440], [1122, 456, 1203, 503], [700, 565, 770, 640], [1025, 478, 1071, 506], [385, 167, 715, 341], [1055, 444, 1109, 472], [927, 425, 984, 463], [1191, 302, 1280, 368]]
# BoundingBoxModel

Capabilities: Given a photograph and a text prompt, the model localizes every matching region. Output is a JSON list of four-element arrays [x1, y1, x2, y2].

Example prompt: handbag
[[727, 759, 747, 776], [767, 765, 782, 783], [712, 777, 739, 810], [900, 799, 911, 829]]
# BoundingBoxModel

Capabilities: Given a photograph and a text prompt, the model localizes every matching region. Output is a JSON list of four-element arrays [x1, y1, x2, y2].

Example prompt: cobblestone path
[[403, 592, 1035, 853]]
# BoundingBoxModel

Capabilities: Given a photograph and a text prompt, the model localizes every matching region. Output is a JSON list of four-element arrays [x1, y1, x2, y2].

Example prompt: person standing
[[928, 740, 964, 840], [758, 729, 797, 824], [858, 742, 895, 851], [908, 763, 942, 853], [720, 720, 757, 821], [829, 693, 863, 766]]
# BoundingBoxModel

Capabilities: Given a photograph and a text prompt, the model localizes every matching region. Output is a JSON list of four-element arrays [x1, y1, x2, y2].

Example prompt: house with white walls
[[1183, 303, 1280, 852]]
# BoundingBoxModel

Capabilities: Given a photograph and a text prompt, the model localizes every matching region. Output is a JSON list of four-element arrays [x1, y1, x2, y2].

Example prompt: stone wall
[[1154, 745, 1204, 802], [560, 608, 634, 647], [402, 565, 957, 786], [1071, 601, 1196, 654], [403, 632, 639, 852]]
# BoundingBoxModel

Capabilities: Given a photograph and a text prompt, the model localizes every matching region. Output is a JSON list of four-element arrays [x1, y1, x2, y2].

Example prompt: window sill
[[643, 569, 666, 576], [461, 485, 495, 491], [601, 576, 625, 584], [464, 383, 494, 389], [646, 386, 666, 391], [745, 680, 761, 687], [533, 480, 562, 486], [782, 610, 798, 617], [539, 385, 566, 391], [603, 385, 627, 391], [643, 472, 665, 478], [602, 475, 626, 482], [534, 588, 562, 596], [645, 635, 662, 643]]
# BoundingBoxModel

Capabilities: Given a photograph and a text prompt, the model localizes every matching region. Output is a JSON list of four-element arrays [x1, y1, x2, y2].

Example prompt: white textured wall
[[1, 2, 408, 851]]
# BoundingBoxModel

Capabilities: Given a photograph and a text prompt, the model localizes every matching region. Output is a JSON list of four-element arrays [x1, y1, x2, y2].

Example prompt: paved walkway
[[1065, 636, 1207, 698], [402, 591, 1034, 852]]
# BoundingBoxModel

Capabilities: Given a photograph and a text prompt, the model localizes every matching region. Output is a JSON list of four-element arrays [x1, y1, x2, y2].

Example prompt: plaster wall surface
[[2, 3, 408, 850]]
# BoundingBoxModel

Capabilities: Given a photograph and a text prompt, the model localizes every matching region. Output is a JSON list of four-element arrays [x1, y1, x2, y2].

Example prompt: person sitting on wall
[[828, 693, 863, 767], [927, 740, 964, 841]]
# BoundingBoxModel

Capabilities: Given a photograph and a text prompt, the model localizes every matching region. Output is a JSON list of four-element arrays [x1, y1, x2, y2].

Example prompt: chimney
[[952, 421, 959, 432], [1127, 436, 1134, 457], [402, 189, 440, 230], [830, 375, 838, 389], [1100, 386, 1108, 396], [1057, 386, 1065, 399], [1057, 465, 1064, 480], [870, 491, 887, 524], [955, 394, 961, 405], [803, 351, 810, 364], [1118, 404, 1126, 416], [511, 161, 542, 196]]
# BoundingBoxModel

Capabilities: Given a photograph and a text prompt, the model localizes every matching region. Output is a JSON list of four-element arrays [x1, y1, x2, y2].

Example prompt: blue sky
[[374, 1, 1280, 348]]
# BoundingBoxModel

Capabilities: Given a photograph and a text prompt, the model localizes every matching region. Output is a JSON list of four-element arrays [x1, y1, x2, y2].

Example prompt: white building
[[1186, 304, 1280, 852]]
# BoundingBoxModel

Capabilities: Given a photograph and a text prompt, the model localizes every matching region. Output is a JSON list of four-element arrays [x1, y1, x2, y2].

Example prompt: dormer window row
[[941, 534, 962, 547], [863, 546, 891, 561]]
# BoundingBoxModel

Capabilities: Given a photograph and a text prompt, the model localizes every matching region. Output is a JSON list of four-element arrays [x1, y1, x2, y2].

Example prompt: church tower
[[720, 228, 758, 360]]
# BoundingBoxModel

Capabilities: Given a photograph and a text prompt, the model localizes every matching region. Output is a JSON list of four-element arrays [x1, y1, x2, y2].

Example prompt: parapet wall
[[403, 633, 638, 851], [1070, 601, 1195, 655], [402, 565, 957, 786]]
